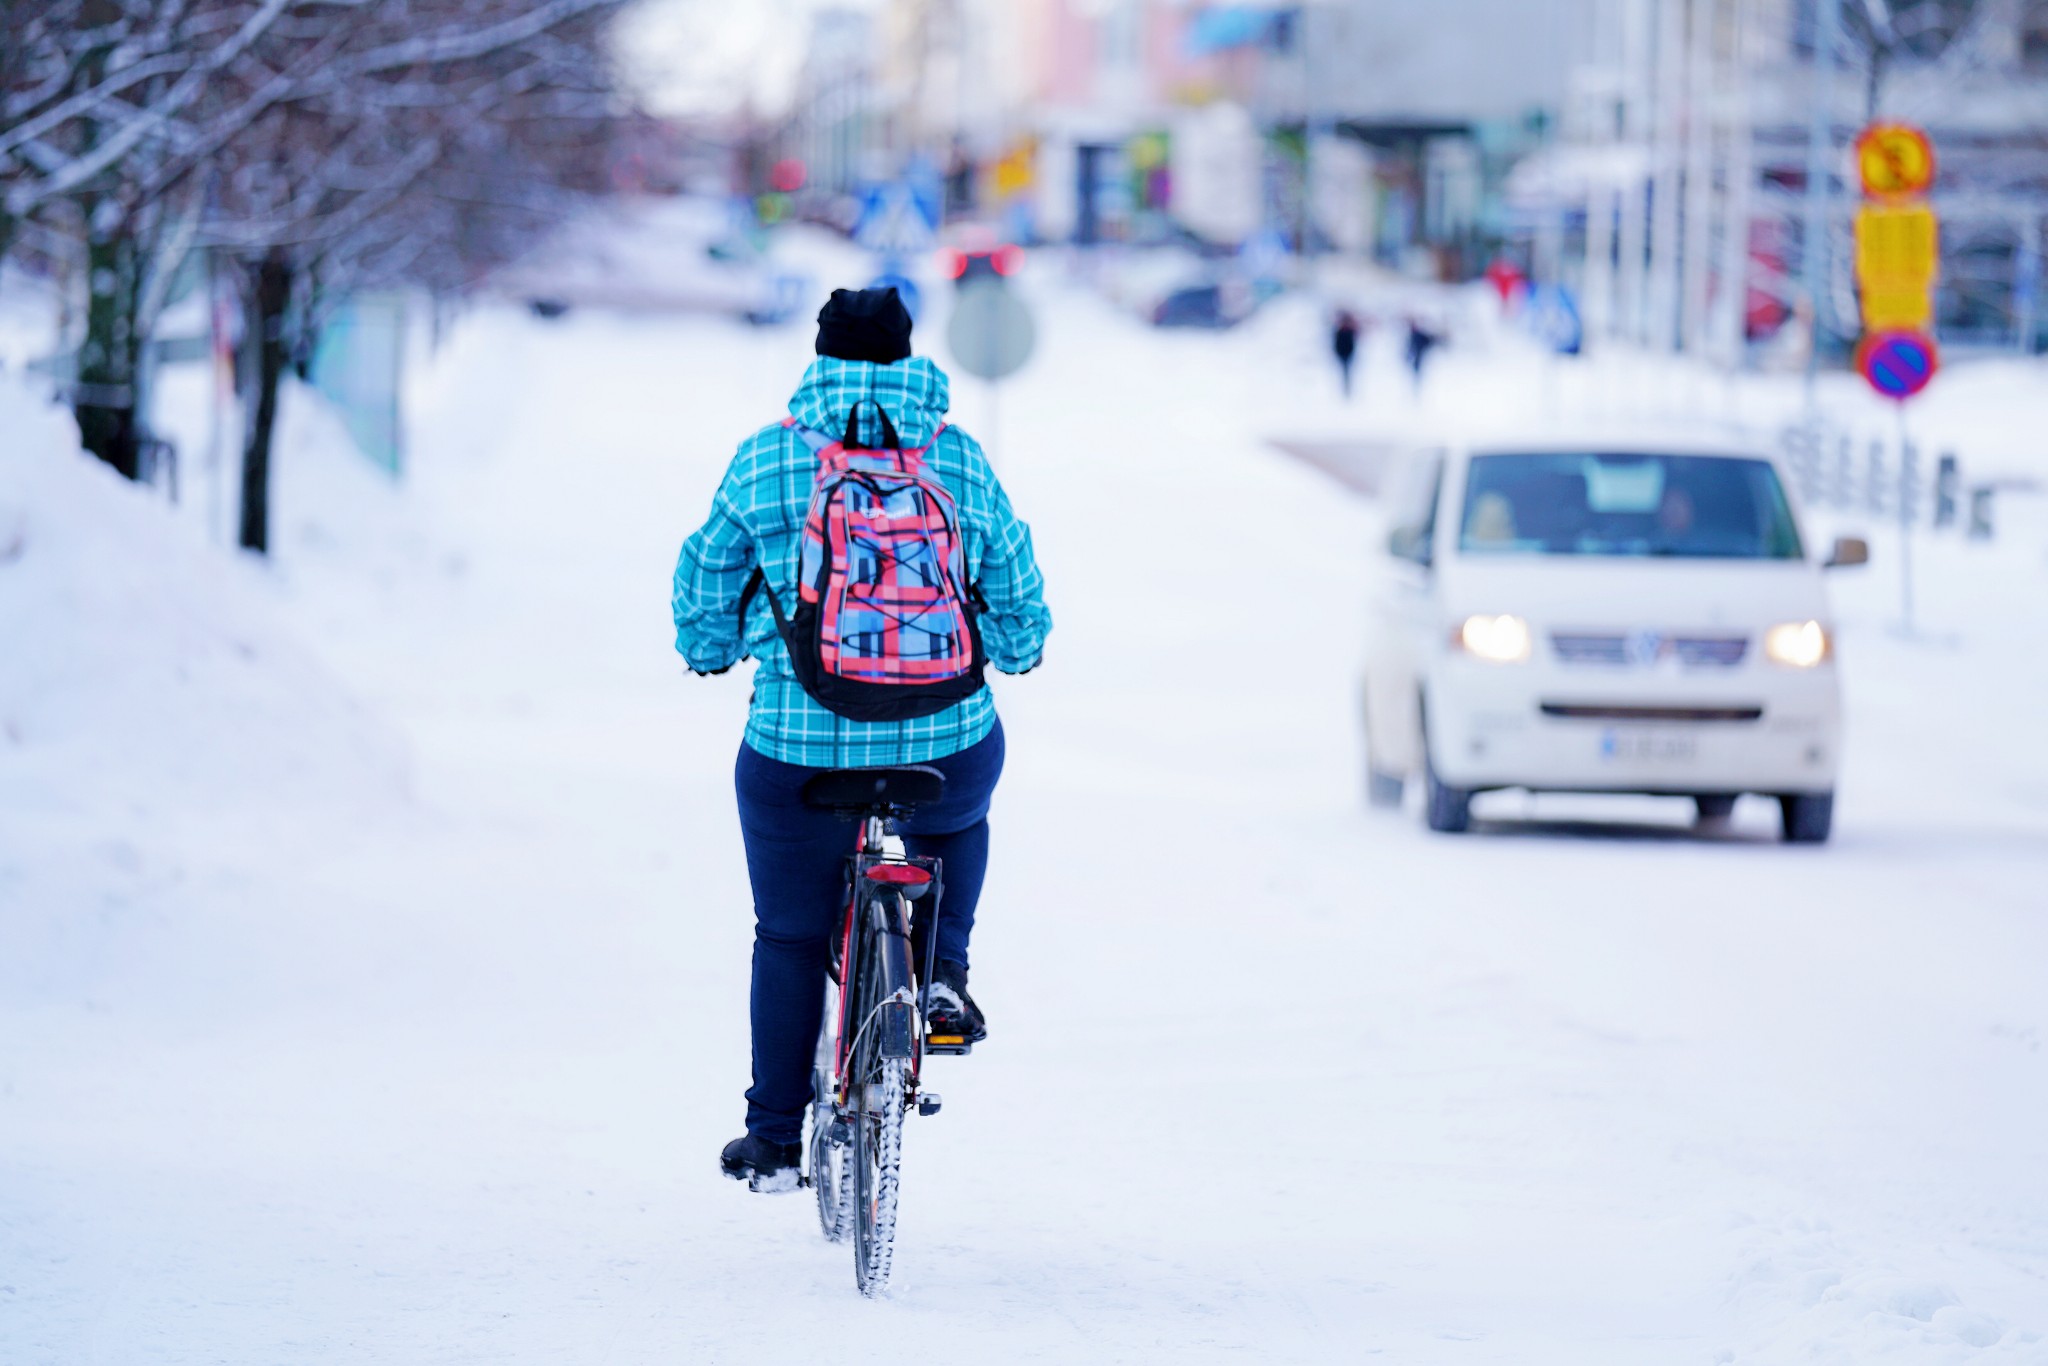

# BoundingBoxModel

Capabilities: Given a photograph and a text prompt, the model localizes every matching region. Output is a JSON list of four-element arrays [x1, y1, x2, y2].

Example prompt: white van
[[1362, 436, 1867, 842]]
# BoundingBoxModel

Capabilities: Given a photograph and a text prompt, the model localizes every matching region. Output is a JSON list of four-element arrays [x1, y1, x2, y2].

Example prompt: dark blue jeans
[[734, 722, 1004, 1144]]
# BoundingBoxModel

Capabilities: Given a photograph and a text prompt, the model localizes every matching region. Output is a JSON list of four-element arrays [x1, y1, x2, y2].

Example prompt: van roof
[[1460, 429, 1773, 462]]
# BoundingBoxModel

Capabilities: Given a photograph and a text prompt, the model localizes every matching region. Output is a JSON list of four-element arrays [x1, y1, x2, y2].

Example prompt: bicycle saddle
[[800, 765, 946, 813]]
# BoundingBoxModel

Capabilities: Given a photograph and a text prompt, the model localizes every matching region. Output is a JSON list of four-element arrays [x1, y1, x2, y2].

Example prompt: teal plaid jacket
[[673, 356, 1051, 768]]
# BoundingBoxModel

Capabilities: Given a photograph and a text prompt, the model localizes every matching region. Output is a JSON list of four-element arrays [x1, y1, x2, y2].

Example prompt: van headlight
[[1762, 620, 1830, 668], [1455, 613, 1532, 663]]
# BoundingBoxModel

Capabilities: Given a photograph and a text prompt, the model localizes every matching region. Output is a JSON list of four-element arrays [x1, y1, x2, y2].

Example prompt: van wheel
[[1694, 794, 1738, 823], [1362, 694, 1406, 809], [1420, 709, 1471, 833], [1424, 757, 1471, 833], [1779, 792, 1834, 844]]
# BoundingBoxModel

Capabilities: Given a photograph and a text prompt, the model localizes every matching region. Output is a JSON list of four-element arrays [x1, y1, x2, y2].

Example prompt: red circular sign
[[1855, 124, 1936, 198], [1856, 330, 1939, 400]]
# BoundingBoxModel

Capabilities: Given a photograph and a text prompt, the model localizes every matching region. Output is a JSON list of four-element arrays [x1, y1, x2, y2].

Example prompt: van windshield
[[1458, 453, 1804, 559]]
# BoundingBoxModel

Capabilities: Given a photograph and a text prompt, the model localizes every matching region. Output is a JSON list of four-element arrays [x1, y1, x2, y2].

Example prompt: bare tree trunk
[[74, 222, 147, 479], [238, 250, 291, 554]]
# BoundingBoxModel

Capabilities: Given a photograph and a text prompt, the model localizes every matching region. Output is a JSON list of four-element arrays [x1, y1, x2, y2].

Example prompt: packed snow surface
[[3, 253, 2047, 1364]]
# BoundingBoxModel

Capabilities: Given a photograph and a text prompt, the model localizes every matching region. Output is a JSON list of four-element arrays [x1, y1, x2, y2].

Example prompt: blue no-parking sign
[[1856, 330, 1938, 400]]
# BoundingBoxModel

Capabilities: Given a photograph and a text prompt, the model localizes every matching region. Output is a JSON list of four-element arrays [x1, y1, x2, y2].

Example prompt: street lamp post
[[1802, 0, 1844, 397]]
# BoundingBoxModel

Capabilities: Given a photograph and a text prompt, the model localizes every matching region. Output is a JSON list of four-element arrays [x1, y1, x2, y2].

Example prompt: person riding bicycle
[[673, 286, 1051, 1193]]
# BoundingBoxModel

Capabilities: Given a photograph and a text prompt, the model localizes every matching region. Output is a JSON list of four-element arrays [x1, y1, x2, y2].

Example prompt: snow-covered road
[[5, 267, 2047, 1364]]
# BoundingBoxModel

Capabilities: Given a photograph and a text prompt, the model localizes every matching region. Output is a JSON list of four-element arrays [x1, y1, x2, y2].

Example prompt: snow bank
[[0, 375, 407, 835], [4, 252, 2044, 1362]]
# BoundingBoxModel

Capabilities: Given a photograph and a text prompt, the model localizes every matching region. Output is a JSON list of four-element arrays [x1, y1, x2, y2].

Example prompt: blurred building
[[781, 1, 1589, 278], [1015, 0, 1578, 270], [1530, 0, 2048, 362], [1244, 0, 1579, 274], [793, 8, 883, 204]]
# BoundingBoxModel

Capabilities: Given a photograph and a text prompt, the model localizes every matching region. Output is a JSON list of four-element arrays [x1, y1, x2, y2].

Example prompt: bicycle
[[800, 764, 971, 1296]]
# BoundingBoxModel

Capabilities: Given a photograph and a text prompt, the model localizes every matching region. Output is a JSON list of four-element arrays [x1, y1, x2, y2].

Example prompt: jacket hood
[[788, 355, 951, 449]]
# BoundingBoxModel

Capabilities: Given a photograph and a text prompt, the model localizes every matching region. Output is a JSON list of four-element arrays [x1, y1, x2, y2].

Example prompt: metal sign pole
[[1803, 0, 1843, 406], [985, 378, 1000, 468], [1896, 400, 1915, 636], [946, 278, 1036, 465]]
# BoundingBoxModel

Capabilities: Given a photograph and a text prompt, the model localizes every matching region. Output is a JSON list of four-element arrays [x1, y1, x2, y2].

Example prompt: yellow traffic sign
[[1856, 123, 1936, 197], [1860, 286, 1933, 332], [1855, 203, 1939, 287], [991, 139, 1036, 200]]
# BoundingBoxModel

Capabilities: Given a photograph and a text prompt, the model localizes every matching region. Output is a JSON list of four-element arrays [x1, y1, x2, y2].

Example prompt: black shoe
[[925, 959, 987, 1043], [720, 1133, 802, 1193]]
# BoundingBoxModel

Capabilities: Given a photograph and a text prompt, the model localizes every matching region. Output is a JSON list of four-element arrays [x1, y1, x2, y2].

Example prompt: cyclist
[[673, 286, 1051, 1193]]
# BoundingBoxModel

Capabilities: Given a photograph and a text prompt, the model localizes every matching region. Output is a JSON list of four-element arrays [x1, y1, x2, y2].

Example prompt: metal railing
[[1778, 418, 2001, 540]]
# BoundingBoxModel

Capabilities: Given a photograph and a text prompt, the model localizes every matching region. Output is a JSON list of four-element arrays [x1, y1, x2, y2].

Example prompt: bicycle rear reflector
[[863, 864, 933, 887]]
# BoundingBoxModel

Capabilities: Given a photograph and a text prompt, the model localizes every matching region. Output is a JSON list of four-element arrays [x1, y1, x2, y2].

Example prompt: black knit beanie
[[815, 287, 913, 364]]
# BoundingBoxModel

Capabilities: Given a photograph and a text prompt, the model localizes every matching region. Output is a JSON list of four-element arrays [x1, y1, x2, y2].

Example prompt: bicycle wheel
[[849, 906, 908, 1296], [810, 1108, 852, 1242], [811, 984, 851, 1242]]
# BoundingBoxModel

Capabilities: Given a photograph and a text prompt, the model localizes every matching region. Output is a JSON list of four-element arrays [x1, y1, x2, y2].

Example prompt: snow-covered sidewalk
[[3, 274, 2046, 1364]]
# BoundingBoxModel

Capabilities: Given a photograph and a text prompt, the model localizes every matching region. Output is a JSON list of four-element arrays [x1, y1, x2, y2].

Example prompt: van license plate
[[1600, 729, 1697, 763]]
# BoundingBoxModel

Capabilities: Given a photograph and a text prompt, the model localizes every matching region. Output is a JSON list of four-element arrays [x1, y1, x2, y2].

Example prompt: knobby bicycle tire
[[851, 897, 908, 1296]]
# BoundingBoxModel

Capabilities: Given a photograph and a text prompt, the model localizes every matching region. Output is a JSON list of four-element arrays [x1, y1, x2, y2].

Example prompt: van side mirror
[[1823, 536, 1869, 569], [1388, 525, 1433, 568]]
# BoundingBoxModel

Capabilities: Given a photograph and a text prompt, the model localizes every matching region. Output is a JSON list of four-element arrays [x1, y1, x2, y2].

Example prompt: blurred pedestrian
[[1331, 309, 1362, 399], [1482, 256, 1527, 312], [1404, 316, 1441, 393]]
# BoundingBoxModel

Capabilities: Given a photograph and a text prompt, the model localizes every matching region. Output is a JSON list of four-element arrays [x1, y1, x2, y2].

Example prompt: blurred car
[[495, 197, 807, 325], [1150, 273, 1266, 328], [935, 239, 1024, 288], [1151, 282, 1233, 328], [1361, 436, 1868, 843], [1091, 244, 1264, 329]]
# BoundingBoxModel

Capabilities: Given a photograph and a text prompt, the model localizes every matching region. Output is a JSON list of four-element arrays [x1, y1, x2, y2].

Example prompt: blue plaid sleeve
[[672, 457, 757, 673], [946, 430, 1051, 674]]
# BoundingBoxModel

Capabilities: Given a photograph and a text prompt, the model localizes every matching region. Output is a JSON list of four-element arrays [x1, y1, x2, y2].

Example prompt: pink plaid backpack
[[740, 402, 986, 721]]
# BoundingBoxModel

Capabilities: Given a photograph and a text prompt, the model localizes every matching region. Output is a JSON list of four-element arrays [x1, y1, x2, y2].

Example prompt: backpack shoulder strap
[[737, 563, 796, 635], [783, 416, 836, 458], [893, 422, 947, 470]]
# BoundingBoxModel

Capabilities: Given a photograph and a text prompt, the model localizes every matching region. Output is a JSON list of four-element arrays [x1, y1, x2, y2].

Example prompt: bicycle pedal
[[916, 1092, 943, 1116], [923, 1034, 973, 1056]]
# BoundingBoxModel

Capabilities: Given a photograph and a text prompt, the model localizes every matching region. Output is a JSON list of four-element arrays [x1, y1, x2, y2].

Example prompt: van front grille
[[1550, 632, 1749, 668], [1673, 636, 1748, 666], [1540, 703, 1764, 723], [1552, 633, 1630, 665]]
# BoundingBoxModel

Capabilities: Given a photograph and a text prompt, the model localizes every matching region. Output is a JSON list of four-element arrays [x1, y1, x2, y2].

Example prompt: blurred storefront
[[1534, 0, 2048, 363], [783, 2, 1577, 276]]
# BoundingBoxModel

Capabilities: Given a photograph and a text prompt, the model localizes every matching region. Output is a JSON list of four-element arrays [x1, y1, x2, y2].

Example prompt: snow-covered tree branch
[[0, 0, 633, 507]]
